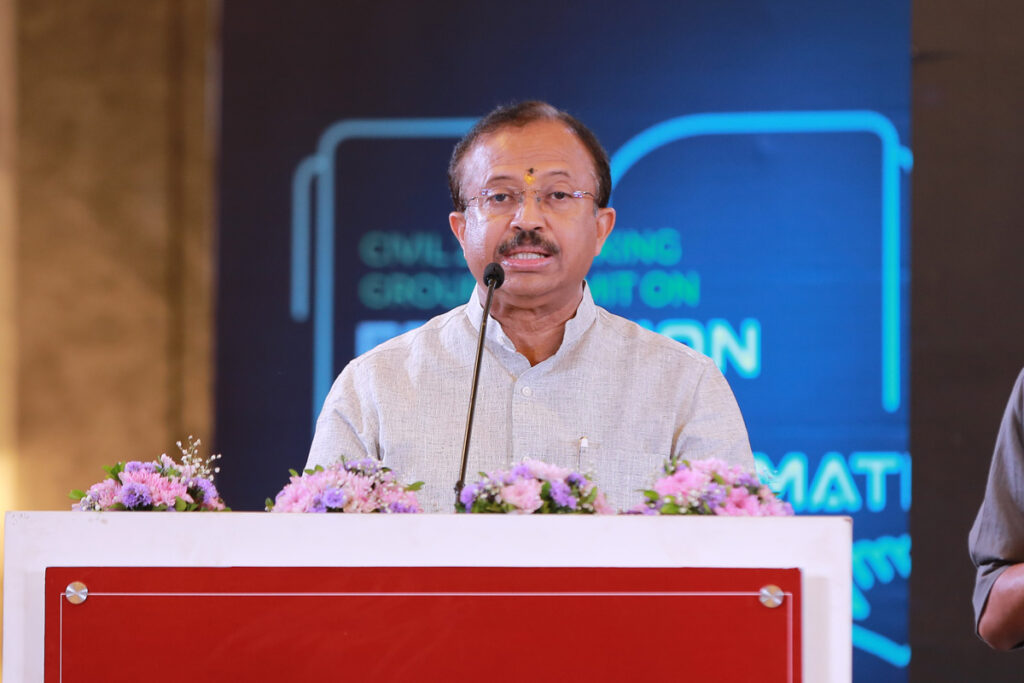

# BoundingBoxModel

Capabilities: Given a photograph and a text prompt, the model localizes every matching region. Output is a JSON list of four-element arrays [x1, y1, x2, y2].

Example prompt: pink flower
[[120, 469, 190, 508], [273, 473, 318, 512], [654, 468, 711, 500], [74, 478, 121, 510], [715, 486, 763, 516], [270, 462, 421, 513], [500, 478, 544, 512], [690, 458, 733, 475], [378, 486, 422, 513], [522, 458, 571, 482], [591, 490, 615, 515]]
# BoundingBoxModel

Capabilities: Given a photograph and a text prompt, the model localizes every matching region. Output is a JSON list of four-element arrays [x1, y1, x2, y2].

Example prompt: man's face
[[449, 119, 615, 309]]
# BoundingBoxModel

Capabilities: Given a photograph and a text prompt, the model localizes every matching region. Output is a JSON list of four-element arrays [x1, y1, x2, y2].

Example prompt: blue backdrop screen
[[218, 2, 910, 678]]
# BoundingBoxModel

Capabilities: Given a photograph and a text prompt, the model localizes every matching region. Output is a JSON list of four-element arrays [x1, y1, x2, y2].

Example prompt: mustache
[[496, 230, 560, 256]]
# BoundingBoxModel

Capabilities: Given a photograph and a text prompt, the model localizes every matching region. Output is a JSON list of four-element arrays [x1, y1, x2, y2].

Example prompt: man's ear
[[593, 207, 615, 255], [449, 211, 467, 247]]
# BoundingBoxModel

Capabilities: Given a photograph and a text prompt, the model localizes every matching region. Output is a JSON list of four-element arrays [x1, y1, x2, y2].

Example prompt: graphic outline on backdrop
[[288, 112, 913, 666], [290, 111, 912, 418]]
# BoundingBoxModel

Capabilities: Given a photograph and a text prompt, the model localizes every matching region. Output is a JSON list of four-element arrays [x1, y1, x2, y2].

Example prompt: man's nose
[[511, 191, 545, 228]]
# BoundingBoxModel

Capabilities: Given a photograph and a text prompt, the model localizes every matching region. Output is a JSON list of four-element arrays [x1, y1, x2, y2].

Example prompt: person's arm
[[671, 359, 755, 471], [970, 369, 1024, 649], [980, 563, 1024, 650], [306, 361, 380, 470]]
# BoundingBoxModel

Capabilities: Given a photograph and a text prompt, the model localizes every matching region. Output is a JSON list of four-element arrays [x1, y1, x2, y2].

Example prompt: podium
[[4, 512, 850, 681]]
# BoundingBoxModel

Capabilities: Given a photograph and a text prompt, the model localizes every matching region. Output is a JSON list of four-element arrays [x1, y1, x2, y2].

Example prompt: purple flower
[[699, 483, 728, 509], [309, 495, 327, 513], [124, 461, 157, 473], [189, 477, 218, 504], [549, 480, 577, 509], [387, 501, 416, 513], [737, 472, 761, 488], [566, 472, 585, 487], [486, 469, 513, 485], [322, 487, 347, 510], [511, 464, 532, 478], [459, 483, 479, 509], [119, 482, 153, 509]]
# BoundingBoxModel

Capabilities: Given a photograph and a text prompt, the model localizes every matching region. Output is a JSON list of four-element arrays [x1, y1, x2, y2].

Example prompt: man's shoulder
[[593, 305, 712, 367]]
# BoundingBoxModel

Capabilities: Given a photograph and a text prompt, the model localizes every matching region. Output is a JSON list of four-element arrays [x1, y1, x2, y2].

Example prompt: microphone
[[455, 262, 505, 509], [483, 262, 505, 289]]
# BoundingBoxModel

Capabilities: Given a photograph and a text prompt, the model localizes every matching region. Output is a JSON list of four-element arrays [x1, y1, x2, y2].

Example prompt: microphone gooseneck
[[455, 263, 505, 509]]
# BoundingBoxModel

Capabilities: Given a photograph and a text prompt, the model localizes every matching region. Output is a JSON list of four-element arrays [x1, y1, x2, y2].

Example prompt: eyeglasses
[[465, 186, 597, 217]]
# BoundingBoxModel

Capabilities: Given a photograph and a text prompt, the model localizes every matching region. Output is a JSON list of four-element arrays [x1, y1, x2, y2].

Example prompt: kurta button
[[521, 386, 533, 397]]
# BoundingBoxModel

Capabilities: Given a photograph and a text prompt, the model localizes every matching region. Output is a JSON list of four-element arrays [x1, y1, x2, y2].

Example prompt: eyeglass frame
[[464, 186, 598, 217]]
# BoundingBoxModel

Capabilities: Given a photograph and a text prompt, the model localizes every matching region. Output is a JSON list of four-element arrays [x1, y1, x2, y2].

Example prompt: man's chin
[[491, 275, 583, 307]]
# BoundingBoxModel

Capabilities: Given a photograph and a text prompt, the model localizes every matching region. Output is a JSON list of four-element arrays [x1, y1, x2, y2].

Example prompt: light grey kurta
[[969, 368, 1024, 637], [307, 286, 754, 513]]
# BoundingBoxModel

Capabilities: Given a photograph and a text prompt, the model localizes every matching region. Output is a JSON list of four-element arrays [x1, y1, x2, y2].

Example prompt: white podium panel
[[4, 512, 850, 681]]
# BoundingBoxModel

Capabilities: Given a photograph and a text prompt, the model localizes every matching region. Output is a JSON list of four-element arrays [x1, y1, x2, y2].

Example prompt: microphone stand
[[455, 263, 504, 509]]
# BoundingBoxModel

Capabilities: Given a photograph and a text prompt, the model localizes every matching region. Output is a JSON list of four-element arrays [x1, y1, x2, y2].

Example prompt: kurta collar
[[464, 282, 598, 355]]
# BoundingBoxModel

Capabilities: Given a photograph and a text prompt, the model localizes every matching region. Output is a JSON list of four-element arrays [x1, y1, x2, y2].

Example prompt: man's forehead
[[461, 120, 593, 185]]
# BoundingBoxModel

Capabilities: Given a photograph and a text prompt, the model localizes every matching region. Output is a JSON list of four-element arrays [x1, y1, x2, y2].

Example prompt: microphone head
[[483, 262, 505, 289]]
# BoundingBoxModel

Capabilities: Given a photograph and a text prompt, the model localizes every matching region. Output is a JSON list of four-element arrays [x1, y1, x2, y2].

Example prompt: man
[[306, 101, 754, 512], [970, 368, 1024, 650]]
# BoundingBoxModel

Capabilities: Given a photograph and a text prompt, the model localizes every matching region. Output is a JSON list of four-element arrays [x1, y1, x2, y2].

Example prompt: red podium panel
[[45, 566, 800, 682]]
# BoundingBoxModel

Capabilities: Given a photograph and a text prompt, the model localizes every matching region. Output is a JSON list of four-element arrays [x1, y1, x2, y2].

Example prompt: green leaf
[[103, 462, 125, 481], [643, 490, 659, 501], [69, 489, 87, 500], [289, 468, 300, 478], [174, 497, 188, 512], [109, 502, 127, 511], [660, 501, 680, 515], [264, 497, 274, 511]]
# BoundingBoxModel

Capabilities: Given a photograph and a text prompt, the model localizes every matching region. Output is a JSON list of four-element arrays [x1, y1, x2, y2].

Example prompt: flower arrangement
[[70, 436, 227, 511], [268, 458, 423, 513], [457, 458, 614, 514], [631, 456, 793, 516]]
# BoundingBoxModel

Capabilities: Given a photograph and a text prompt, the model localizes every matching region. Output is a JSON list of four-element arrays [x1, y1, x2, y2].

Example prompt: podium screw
[[64, 581, 89, 605], [758, 584, 784, 608]]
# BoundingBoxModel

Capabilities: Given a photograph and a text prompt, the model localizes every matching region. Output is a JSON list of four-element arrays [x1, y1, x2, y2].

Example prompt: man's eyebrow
[[483, 173, 516, 186]]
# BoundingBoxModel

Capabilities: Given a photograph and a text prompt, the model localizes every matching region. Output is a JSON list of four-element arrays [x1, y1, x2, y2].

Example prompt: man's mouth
[[496, 232, 559, 265], [505, 250, 549, 261]]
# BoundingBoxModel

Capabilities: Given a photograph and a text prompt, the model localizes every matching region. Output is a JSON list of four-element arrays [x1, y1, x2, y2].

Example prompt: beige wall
[[2, 2, 215, 671], [1, 0, 16, 499], [15, 0, 215, 509], [1, 0, 16, 677]]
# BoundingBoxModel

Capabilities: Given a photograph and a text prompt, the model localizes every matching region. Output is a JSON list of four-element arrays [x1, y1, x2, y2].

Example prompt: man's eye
[[488, 193, 513, 203], [549, 191, 570, 201]]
